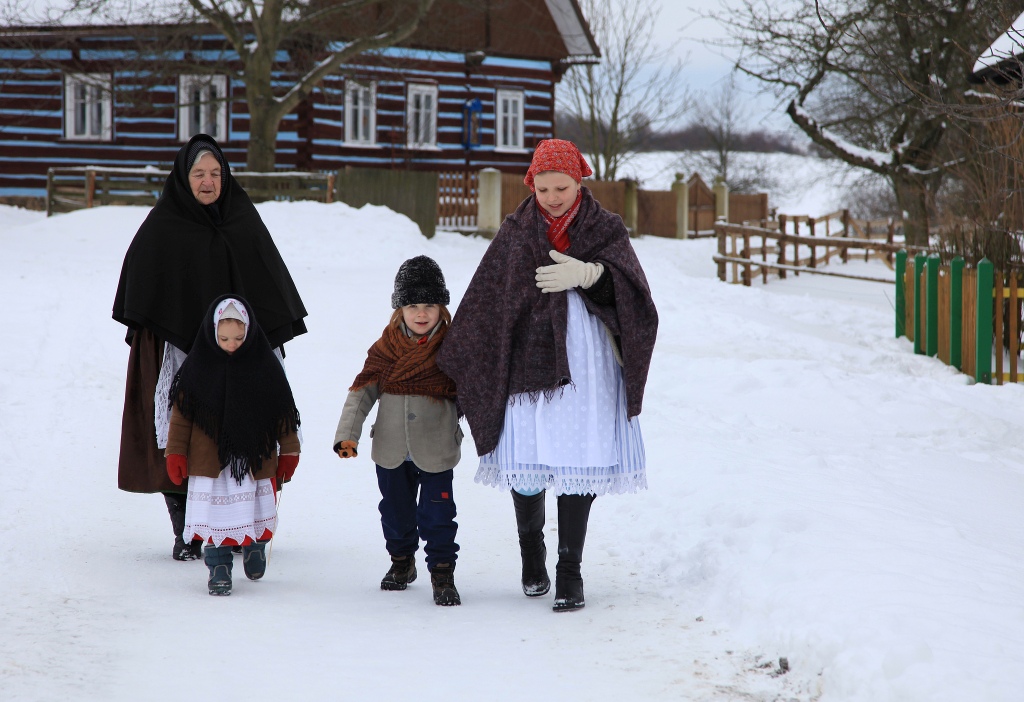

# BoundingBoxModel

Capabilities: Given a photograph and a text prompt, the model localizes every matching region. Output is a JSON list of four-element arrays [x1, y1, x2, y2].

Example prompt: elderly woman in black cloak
[[112, 134, 307, 560]]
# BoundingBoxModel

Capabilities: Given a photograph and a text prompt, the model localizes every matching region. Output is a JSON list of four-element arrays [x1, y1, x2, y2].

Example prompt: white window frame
[[495, 89, 525, 151], [406, 83, 438, 149], [64, 73, 113, 141], [178, 74, 229, 142], [344, 80, 377, 146]]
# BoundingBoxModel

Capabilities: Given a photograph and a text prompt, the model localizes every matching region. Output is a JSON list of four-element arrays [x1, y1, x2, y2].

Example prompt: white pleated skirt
[[476, 290, 647, 496], [184, 469, 277, 547]]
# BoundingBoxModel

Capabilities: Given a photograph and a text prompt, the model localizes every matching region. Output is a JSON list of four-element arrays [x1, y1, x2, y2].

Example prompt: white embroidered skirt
[[476, 290, 647, 496], [184, 469, 277, 547]]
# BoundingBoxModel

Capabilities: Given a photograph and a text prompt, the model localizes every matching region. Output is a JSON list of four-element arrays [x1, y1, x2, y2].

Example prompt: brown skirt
[[117, 329, 180, 494]]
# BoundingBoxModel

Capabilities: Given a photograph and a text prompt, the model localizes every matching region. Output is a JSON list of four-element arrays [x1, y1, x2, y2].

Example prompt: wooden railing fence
[[46, 166, 335, 215], [714, 219, 925, 286]]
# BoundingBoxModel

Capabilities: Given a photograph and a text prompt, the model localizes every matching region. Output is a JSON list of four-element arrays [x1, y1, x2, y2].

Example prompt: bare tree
[[714, 0, 1019, 245], [558, 0, 687, 181], [14, 0, 436, 170], [677, 77, 776, 193]]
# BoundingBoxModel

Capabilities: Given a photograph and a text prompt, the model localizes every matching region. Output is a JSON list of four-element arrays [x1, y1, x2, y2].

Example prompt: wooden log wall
[[0, 38, 554, 195]]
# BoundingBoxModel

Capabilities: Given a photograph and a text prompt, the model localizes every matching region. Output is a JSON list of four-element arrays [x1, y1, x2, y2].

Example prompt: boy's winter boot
[[165, 493, 199, 561], [242, 542, 267, 581], [380, 554, 417, 591], [430, 563, 461, 606], [552, 494, 595, 613], [204, 545, 233, 596], [512, 490, 550, 597]]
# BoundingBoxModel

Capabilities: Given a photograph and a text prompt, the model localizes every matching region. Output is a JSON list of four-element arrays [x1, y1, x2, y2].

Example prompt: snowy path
[[1, 202, 1022, 702]]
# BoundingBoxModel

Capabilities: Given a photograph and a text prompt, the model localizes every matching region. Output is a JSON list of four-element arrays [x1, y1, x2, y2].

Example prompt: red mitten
[[277, 453, 299, 482], [166, 454, 188, 485]]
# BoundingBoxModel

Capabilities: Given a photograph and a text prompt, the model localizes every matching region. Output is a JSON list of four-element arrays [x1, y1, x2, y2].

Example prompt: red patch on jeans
[[441, 492, 449, 499]]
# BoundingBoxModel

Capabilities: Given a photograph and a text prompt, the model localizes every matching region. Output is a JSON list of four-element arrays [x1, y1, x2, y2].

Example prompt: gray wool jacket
[[333, 382, 463, 472]]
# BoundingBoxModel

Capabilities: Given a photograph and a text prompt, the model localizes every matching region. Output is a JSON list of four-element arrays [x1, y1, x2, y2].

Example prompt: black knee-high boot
[[164, 492, 202, 561], [512, 490, 550, 596], [553, 493, 595, 612], [164, 492, 189, 560]]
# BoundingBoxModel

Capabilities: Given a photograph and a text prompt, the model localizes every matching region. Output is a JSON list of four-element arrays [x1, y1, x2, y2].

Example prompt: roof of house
[[4, 0, 600, 64], [971, 10, 1024, 84]]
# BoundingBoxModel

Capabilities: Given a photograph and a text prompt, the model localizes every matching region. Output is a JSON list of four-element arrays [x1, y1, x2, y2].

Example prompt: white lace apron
[[476, 289, 647, 496], [184, 470, 277, 546]]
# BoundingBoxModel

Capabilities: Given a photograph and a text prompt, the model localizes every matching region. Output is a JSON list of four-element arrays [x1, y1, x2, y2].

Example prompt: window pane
[[90, 85, 102, 136], [208, 85, 218, 137], [74, 83, 86, 135]]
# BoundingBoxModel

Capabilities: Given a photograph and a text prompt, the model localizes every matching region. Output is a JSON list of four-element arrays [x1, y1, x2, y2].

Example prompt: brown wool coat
[[165, 404, 300, 480]]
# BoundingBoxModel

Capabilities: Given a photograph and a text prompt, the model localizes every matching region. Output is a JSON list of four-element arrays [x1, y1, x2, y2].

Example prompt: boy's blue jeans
[[376, 461, 459, 572]]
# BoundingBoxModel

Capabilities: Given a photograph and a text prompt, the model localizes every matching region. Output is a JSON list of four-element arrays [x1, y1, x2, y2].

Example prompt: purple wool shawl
[[437, 186, 658, 457]]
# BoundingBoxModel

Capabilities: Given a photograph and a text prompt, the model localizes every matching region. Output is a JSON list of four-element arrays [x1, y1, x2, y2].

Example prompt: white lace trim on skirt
[[184, 469, 277, 547]]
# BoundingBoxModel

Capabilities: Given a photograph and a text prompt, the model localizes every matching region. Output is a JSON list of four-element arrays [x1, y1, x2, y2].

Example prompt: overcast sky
[[643, 1, 794, 133]]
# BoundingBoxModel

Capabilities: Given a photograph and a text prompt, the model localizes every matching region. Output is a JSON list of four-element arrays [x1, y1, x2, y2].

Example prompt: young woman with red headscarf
[[437, 139, 658, 612]]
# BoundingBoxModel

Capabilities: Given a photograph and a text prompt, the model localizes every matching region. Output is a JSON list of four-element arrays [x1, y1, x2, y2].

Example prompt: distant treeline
[[555, 112, 808, 155]]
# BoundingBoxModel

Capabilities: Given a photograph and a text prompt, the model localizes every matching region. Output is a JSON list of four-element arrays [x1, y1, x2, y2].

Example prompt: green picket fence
[[896, 251, 997, 384]]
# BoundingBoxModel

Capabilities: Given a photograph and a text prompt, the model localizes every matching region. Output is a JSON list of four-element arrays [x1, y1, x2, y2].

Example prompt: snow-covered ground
[[1, 195, 1022, 702]]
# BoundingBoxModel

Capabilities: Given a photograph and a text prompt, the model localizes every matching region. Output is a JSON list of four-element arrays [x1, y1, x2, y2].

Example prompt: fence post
[[623, 179, 638, 235], [913, 253, 926, 354], [716, 224, 726, 282], [808, 216, 817, 268], [86, 169, 96, 209], [672, 175, 689, 239], [926, 254, 939, 357], [976, 258, 993, 384], [841, 209, 850, 263], [713, 176, 729, 222], [895, 249, 907, 338], [46, 168, 55, 217], [950, 256, 963, 371], [477, 167, 502, 238]]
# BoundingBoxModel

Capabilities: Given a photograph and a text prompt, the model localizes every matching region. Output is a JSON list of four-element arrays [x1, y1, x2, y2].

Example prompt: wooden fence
[[46, 166, 335, 215], [714, 212, 921, 286], [336, 166, 438, 238], [895, 254, 1023, 384], [437, 170, 479, 230]]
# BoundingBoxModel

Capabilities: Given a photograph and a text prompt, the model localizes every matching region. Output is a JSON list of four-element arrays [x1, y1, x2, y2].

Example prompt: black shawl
[[112, 134, 308, 352], [170, 294, 300, 484], [436, 187, 658, 456]]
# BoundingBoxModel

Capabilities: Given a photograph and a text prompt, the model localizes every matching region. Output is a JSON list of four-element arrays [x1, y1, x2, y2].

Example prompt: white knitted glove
[[535, 250, 604, 293]]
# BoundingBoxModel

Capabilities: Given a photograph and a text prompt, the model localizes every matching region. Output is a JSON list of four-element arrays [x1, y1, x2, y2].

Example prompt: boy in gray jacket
[[334, 256, 463, 606]]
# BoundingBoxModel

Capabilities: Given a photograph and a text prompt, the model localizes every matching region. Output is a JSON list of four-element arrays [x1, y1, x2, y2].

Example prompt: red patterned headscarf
[[524, 139, 593, 191]]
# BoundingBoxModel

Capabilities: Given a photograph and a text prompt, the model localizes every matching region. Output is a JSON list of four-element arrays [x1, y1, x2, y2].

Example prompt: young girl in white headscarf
[[165, 294, 301, 596]]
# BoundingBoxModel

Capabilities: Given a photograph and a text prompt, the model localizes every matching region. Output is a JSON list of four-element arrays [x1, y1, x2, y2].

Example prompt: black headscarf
[[112, 134, 308, 352], [169, 294, 300, 484]]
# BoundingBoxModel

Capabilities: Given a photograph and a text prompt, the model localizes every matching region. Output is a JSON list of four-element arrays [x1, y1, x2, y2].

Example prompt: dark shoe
[[232, 546, 242, 554], [512, 490, 550, 597], [430, 563, 461, 606], [204, 545, 233, 596], [172, 536, 202, 561], [242, 542, 267, 581], [553, 578, 585, 612], [552, 493, 595, 613], [380, 555, 417, 591], [187, 540, 204, 560]]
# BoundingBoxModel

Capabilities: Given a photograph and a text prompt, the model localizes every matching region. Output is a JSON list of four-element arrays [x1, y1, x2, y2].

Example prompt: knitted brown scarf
[[351, 322, 456, 400]]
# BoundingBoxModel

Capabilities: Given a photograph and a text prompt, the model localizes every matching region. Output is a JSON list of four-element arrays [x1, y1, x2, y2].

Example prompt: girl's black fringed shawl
[[112, 134, 308, 352], [170, 295, 300, 484], [436, 187, 658, 457]]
